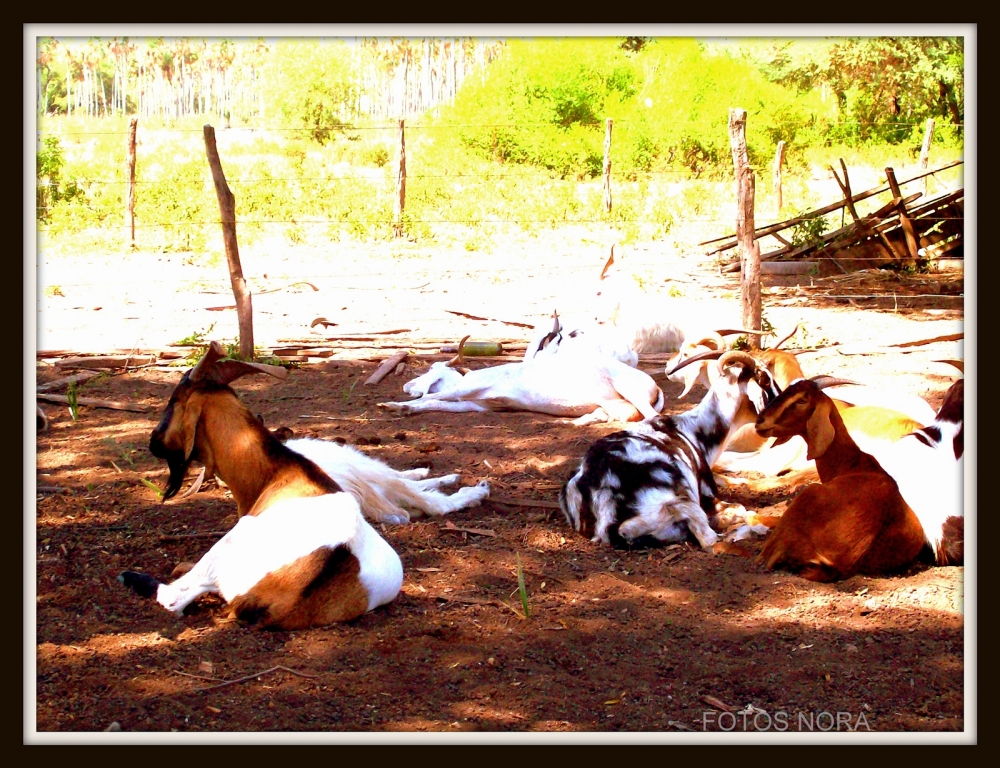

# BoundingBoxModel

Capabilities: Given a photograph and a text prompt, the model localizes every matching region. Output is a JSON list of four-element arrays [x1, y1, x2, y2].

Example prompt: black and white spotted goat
[[559, 350, 781, 548]]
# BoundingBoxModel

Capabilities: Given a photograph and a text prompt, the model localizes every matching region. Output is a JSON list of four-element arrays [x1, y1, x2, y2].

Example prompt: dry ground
[[31, 239, 969, 740]]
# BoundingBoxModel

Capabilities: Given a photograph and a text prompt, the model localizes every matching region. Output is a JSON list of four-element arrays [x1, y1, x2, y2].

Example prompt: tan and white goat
[[119, 342, 403, 629]]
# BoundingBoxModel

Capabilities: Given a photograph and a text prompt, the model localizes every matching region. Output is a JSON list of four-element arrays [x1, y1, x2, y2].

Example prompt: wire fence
[[36, 118, 965, 304]]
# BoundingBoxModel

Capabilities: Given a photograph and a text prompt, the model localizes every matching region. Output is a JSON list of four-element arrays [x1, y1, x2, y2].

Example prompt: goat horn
[[810, 375, 861, 390], [715, 328, 768, 337], [188, 340, 228, 381], [718, 350, 760, 371], [447, 335, 471, 367], [771, 324, 800, 350], [666, 348, 724, 376], [688, 331, 726, 351], [934, 359, 964, 373], [551, 310, 561, 335], [599, 244, 616, 280]]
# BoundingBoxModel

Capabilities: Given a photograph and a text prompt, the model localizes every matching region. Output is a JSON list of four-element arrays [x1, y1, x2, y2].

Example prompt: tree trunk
[[203, 124, 254, 360], [124, 117, 137, 250], [603, 118, 613, 213], [728, 108, 761, 349], [393, 119, 407, 238]]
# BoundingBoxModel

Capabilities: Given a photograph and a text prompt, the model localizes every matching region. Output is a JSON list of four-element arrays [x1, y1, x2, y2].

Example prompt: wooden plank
[[36, 393, 154, 412], [702, 159, 963, 252], [365, 351, 410, 385], [55, 355, 158, 370], [36, 371, 100, 392]]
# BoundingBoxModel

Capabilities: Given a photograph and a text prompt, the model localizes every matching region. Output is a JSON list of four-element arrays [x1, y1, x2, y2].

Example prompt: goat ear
[[179, 395, 204, 462], [804, 399, 835, 460], [209, 359, 289, 386]]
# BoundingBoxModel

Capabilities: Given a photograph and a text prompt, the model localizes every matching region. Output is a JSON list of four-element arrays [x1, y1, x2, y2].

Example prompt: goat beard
[[159, 448, 194, 501]]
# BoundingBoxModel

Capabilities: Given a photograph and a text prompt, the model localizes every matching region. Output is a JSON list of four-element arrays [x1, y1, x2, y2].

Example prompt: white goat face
[[402, 362, 465, 398]]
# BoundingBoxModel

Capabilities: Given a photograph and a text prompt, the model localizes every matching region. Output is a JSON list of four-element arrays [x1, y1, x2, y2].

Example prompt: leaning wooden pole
[[772, 140, 785, 215], [203, 124, 254, 361], [919, 119, 935, 198], [729, 108, 761, 349], [393, 119, 407, 238], [603, 118, 613, 213], [124, 117, 137, 250]]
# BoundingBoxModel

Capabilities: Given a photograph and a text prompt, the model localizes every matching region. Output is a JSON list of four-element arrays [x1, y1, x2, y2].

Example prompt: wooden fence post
[[603, 118, 613, 213], [772, 140, 785, 215], [885, 166, 921, 268], [728, 108, 761, 349], [393, 119, 407, 238], [203, 124, 254, 361], [919, 119, 935, 198], [124, 117, 137, 250]]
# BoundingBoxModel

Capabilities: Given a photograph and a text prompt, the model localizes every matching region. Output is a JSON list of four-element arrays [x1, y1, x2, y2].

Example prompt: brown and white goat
[[119, 342, 403, 629], [755, 376, 927, 582]]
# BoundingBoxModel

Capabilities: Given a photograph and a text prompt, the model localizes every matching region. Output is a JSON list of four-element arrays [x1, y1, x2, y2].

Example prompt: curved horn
[[718, 350, 761, 372], [666, 348, 725, 376], [447, 335, 471, 367], [810, 375, 862, 390], [934, 359, 964, 374], [599, 244, 616, 281], [686, 331, 726, 352], [715, 328, 769, 337], [188, 340, 228, 382], [771, 324, 800, 351]]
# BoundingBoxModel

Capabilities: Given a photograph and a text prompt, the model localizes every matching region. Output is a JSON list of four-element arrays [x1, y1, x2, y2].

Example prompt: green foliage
[[260, 40, 357, 144], [36, 136, 83, 221], [789, 213, 830, 247]]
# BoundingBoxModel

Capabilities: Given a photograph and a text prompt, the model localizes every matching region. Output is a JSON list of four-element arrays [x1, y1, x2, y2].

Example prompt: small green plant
[[732, 314, 776, 351], [175, 323, 216, 347], [66, 382, 79, 422], [341, 377, 359, 406], [513, 553, 531, 620], [139, 477, 164, 498]]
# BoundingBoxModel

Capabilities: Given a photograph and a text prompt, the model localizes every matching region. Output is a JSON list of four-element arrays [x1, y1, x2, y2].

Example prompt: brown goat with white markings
[[755, 376, 927, 582]]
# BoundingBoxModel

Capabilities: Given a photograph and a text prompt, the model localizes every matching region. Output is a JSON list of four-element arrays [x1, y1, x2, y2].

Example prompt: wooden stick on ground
[[36, 371, 101, 392], [365, 351, 410, 385], [36, 393, 154, 412], [190, 665, 319, 694]]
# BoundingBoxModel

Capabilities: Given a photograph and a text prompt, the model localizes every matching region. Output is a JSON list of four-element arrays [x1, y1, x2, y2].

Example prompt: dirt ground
[[31, 240, 969, 740]]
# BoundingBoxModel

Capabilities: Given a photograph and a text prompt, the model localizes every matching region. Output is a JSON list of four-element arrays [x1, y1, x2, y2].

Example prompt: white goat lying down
[[120, 341, 402, 629], [588, 244, 761, 356], [869, 376, 965, 566], [560, 350, 781, 548], [281, 437, 490, 525], [380, 333, 665, 427]]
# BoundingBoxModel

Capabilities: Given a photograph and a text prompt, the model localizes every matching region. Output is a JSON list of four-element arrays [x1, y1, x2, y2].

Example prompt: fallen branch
[[489, 496, 562, 510], [36, 371, 101, 392], [365, 351, 410, 386], [190, 665, 319, 693], [444, 309, 535, 329], [55, 355, 158, 370], [440, 524, 497, 538], [256, 281, 319, 295], [158, 531, 229, 543], [36, 393, 153, 412]]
